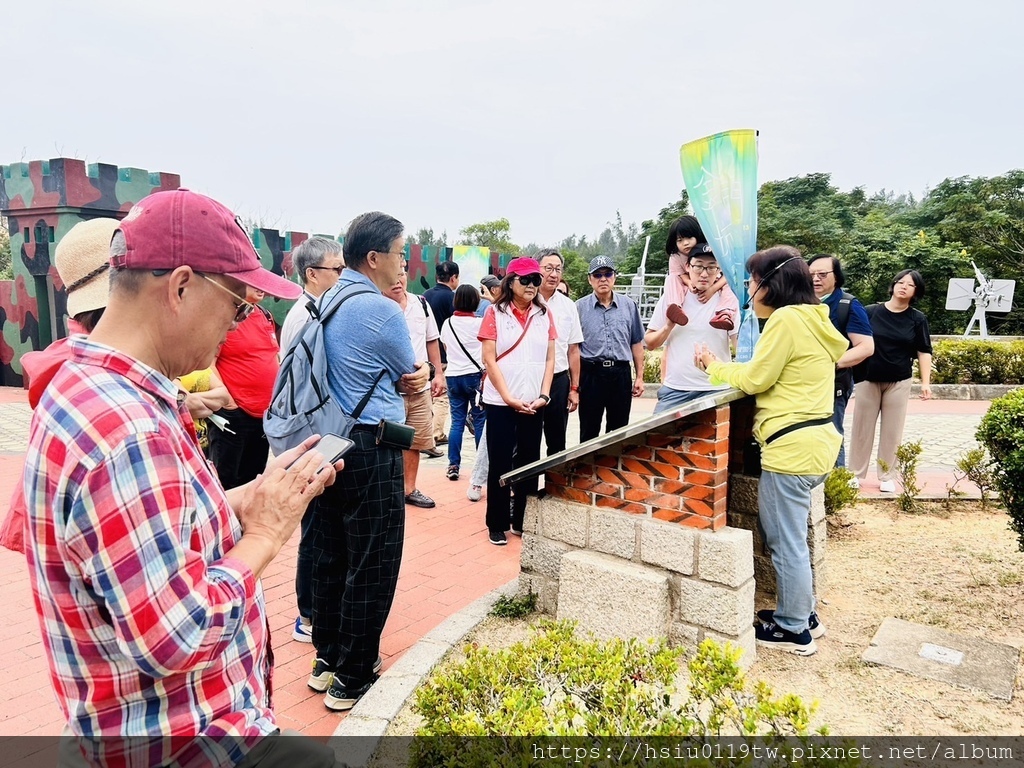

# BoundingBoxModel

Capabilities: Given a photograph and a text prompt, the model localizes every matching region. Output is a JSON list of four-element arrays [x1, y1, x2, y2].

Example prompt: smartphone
[[288, 433, 355, 470], [311, 433, 355, 465]]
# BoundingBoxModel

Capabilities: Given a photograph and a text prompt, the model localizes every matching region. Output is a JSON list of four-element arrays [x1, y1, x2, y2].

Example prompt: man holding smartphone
[[306, 211, 429, 713]]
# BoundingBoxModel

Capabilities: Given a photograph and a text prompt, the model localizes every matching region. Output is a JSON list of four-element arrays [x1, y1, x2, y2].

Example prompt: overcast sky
[[6, 0, 1021, 246]]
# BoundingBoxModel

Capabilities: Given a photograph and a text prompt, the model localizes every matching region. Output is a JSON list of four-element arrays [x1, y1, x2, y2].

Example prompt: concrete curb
[[330, 579, 520, 762]]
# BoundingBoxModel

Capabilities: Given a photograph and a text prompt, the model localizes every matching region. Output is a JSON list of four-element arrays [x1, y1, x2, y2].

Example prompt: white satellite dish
[[945, 261, 1015, 338]]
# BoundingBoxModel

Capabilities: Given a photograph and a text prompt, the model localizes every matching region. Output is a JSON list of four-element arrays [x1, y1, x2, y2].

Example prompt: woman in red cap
[[477, 257, 556, 545]]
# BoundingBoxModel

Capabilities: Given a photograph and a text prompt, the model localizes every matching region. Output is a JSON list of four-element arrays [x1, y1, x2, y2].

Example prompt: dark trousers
[[578, 363, 632, 443], [832, 377, 852, 468], [309, 429, 405, 689], [295, 502, 315, 620], [208, 408, 268, 490], [485, 404, 543, 533], [542, 370, 571, 456]]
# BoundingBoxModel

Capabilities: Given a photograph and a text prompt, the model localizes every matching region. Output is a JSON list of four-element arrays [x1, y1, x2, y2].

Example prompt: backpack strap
[[418, 295, 429, 317], [350, 369, 388, 421], [495, 311, 536, 363], [835, 291, 854, 340]]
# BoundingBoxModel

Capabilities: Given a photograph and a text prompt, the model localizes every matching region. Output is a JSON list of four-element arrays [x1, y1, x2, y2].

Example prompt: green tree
[[756, 173, 859, 254], [459, 217, 521, 254], [617, 191, 691, 276], [411, 227, 448, 247], [0, 216, 11, 281]]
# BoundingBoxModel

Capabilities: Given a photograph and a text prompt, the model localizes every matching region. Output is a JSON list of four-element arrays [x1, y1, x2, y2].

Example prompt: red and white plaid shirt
[[23, 338, 276, 768]]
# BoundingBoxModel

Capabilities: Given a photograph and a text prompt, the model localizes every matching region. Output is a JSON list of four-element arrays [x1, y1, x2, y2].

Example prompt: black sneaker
[[489, 530, 507, 546], [756, 609, 826, 639], [323, 677, 376, 712], [307, 657, 334, 692], [405, 489, 436, 508], [446, 464, 460, 481], [754, 621, 817, 656]]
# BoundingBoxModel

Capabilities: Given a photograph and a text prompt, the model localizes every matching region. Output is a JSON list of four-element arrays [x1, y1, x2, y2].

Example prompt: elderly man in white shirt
[[279, 237, 344, 353]]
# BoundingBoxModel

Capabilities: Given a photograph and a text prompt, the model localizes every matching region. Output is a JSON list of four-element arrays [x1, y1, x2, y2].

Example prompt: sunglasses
[[514, 274, 543, 287], [197, 273, 256, 323], [309, 265, 344, 276], [591, 270, 616, 280]]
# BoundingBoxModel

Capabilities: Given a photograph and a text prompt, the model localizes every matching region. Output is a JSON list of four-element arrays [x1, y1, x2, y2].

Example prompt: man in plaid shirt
[[22, 189, 345, 768]]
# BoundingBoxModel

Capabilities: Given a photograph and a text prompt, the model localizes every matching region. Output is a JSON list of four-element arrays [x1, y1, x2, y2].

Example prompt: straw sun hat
[[55, 218, 120, 317]]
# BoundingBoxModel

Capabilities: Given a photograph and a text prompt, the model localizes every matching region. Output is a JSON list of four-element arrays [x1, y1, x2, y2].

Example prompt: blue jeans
[[447, 373, 485, 467], [653, 386, 717, 415], [757, 470, 827, 633], [832, 385, 851, 467]]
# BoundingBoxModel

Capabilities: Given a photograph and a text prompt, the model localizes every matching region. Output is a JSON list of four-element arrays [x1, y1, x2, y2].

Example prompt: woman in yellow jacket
[[697, 246, 847, 657]]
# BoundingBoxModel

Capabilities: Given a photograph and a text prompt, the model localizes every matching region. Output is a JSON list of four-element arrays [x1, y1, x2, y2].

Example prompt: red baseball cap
[[504, 257, 541, 276], [112, 189, 302, 300]]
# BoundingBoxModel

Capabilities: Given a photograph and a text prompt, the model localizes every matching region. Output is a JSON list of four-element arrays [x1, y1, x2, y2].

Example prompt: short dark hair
[[665, 215, 707, 256], [453, 283, 480, 313], [436, 261, 460, 282], [536, 248, 564, 265], [746, 245, 818, 309], [807, 253, 845, 290], [343, 212, 404, 269], [890, 269, 926, 302], [294, 236, 343, 286]]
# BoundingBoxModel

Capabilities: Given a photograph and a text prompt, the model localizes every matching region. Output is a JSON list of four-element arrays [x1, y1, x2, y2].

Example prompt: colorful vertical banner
[[451, 245, 493, 290], [679, 129, 759, 361]]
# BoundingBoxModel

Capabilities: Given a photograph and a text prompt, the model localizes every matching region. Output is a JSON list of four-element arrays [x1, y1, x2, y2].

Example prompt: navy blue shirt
[[820, 290, 873, 340], [576, 291, 643, 362]]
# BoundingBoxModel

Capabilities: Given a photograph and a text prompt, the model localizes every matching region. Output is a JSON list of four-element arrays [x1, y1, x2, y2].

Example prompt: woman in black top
[[849, 270, 933, 493]]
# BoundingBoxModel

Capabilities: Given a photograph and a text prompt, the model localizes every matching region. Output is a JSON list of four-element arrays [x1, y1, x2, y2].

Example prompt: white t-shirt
[[541, 290, 584, 374], [440, 314, 484, 377], [403, 292, 440, 393], [647, 290, 731, 392], [279, 290, 316, 354]]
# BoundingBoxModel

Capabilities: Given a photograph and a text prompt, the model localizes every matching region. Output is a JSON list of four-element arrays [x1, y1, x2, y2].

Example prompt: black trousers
[[309, 429, 405, 689], [208, 407, 269, 490], [578, 362, 632, 443], [542, 370, 571, 456], [294, 502, 315, 621], [485, 404, 543, 533]]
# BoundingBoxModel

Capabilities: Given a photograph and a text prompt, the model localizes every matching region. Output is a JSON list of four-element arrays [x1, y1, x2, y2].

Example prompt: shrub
[[930, 340, 1024, 385], [643, 349, 663, 384], [893, 440, 923, 513], [824, 467, 858, 516], [953, 447, 997, 509], [411, 620, 821, 766], [977, 389, 1024, 551], [489, 592, 537, 619]]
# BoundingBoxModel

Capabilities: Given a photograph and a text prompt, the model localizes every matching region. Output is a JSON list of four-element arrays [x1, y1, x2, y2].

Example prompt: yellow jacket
[[707, 304, 847, 476]]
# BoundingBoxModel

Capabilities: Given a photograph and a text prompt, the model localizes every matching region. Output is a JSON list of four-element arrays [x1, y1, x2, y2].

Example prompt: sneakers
[[434, 434, 449, 446], [307, 657, 335, 692], [510, 525, 523, 537], [709, 308, 735, 331], [292, 616, 313, 644], [421, 446, 444, 458], [754, 621, 818, 656], [405, 489, 436, 508], [848, 477, 860, 490], [666, 303, 688, 326], [324, 677, 376, 712], [308, 655, 383, 694], [489, 530, 507, 546], [756, 609, 826, 640], [879, 480, 897, 493], [467, 485, 483, 502], [446, 464, 460, 481]]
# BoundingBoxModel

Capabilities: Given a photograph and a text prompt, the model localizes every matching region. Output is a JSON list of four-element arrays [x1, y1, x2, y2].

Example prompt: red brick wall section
[[545, 406, 731, 530]]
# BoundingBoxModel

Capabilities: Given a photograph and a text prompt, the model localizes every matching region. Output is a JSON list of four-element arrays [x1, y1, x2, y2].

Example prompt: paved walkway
[[0, 386, 990, 736]]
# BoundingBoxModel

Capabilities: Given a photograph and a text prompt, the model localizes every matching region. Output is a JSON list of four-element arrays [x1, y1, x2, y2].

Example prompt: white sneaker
[[467, 485, 483, 502], [879, 480, 896, 493], [848, 477, 860, 490]]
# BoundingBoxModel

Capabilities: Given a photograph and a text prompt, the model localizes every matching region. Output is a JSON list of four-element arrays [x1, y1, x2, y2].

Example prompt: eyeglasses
[[591, 271, 616, 280], [197, 273, 256, 323], [809, 271, 833, 280], [689, 264, 717, 275], [309, 265, 344, 275], [541, 264, 563, 274], [374, 250, 406, 259], [514, 274, 543, 287]]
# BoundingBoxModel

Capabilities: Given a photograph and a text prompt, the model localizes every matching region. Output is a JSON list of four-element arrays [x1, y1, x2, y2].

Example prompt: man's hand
[[398, 362, 430, 394], [184, 392, 214, 420], [237, 448, 333, 550], [567, 389, 579, 413], [632, 376, 645, 397], [431, 372, 447, 398]]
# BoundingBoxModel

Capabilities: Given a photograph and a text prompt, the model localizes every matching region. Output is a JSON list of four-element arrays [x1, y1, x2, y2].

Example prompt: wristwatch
[[538, 394, 551, 403], [428, 362, 436, 379]]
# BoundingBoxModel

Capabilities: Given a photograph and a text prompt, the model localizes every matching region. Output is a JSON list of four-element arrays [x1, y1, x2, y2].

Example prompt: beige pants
[[432, 390, 450, 440], [848, 378, 912, 481]]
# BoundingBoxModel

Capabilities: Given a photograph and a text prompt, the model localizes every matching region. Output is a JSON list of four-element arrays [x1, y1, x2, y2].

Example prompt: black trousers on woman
[[485, 403, 544, 533]]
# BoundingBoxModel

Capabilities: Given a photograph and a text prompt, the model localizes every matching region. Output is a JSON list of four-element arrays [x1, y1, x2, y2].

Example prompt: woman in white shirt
[[478, 257, 556, 545], [439, 285, 487, 482]]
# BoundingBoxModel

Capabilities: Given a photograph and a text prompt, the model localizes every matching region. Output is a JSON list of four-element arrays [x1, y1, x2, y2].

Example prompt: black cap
[[688, 243, 715, 259]]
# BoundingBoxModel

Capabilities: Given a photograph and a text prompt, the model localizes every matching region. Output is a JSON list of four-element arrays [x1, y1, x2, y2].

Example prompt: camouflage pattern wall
[[1, 157, 518, 387]]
